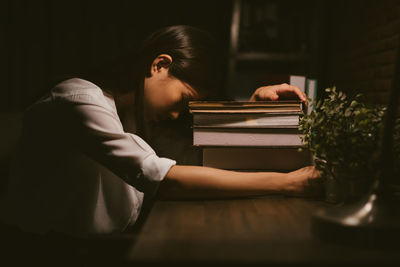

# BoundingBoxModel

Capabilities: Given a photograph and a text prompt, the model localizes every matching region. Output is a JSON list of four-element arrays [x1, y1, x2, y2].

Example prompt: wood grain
[[126, 196, 400, 265]]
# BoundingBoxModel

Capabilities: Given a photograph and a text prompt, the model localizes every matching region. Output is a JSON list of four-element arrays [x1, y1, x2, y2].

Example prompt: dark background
[[2, 0, 233, 110], [2, 0, 399, 111]]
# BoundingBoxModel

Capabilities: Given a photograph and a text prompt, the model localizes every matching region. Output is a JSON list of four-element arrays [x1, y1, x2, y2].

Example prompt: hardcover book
[[193, 112, 300, 128], [306, 78, 318, 115], [189, 100, 303, 113], [193, 128, 303, 147], [190, 100, 303, 128], [190, 100, 304, 147]]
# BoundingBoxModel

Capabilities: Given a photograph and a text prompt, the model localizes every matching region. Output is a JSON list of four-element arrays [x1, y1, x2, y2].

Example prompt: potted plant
[[299, 87, 400, 203]]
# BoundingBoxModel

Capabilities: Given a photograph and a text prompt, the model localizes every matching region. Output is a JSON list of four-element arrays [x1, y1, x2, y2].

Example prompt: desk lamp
[[312, 38, 400, 247]]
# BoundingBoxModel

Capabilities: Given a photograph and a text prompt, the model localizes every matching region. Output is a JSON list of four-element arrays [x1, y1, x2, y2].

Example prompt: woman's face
[[143, 56, 202, 121]]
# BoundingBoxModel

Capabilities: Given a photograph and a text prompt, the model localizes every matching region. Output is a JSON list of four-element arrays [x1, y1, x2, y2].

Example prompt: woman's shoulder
[[52, 78, 101, 95], [50, 78, 111, 105]]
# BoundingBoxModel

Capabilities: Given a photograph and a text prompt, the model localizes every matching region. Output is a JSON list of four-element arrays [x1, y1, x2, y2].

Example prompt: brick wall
[[323, 0, 400, 104]]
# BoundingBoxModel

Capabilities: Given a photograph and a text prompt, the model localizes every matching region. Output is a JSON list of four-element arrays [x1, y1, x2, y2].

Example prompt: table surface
[[126, 195, 400, 265]]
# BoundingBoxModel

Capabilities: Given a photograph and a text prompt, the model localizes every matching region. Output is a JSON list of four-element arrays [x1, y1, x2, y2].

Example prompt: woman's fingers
[[284, 166, 323, 197], [276, 83, 307, 102], [250, 83, 307, 102]]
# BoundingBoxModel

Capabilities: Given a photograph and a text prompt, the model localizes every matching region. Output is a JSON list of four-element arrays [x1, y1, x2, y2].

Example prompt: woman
[[1, 25, 320, 236]]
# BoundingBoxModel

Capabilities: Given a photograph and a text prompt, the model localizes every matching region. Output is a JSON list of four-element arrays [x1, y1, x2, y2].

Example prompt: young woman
[[1, 25, 320, 236]]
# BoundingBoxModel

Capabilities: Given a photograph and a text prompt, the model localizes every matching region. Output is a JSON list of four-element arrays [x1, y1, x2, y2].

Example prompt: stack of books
[[189, 100, 311, 171]]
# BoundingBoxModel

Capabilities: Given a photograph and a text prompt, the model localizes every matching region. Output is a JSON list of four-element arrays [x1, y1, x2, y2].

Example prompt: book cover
[[306, 78, 318, 115], [189, 100, 304, 114], [193, 112, 300, 128]]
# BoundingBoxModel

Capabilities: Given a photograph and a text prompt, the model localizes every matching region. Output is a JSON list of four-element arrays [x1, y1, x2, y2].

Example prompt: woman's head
[[80, 25, 221, 122], [143, 54, 201, 121], [135, 25, 221, 121]]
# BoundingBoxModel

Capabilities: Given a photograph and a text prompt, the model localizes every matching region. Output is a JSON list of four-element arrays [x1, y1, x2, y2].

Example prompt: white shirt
[[1, 78, 176, 236]]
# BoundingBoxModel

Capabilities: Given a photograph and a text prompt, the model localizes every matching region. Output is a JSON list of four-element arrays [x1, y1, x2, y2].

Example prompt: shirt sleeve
[[55, 93, 176, 193]]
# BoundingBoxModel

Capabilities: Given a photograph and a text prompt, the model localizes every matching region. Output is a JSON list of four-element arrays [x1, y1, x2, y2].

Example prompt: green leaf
[[297, 86, 399, 180]]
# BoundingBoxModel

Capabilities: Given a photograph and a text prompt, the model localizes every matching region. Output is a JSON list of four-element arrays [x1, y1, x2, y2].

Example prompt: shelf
[[233, 52, 310, 62], [226, 0, 321, 98]]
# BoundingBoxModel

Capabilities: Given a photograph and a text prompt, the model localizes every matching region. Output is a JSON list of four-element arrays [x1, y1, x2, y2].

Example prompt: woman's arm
[[158, 165, 321, 199], [158, 84, 318, 200]]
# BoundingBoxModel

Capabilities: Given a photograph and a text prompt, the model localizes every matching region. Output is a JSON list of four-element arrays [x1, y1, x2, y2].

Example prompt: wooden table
[[126, 196, 400, 266]]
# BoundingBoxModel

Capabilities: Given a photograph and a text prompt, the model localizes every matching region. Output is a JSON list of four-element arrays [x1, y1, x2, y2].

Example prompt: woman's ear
[[150, 54, 173, 76]]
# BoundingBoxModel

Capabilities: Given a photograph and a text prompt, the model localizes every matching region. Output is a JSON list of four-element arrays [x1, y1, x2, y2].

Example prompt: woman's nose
[[169, 111, 180, 120]]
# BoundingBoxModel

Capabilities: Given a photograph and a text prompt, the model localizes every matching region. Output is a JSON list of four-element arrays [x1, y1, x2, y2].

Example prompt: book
[[190, 100, 304, 147], [193, 128, 303, 147], [193, 112, 300, 128], [189, 100, 303, 113], [202, 147, 311, 171], [305, 78, 318, 115]]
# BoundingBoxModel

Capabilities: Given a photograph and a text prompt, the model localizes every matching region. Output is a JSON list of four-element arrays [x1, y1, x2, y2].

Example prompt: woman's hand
[[282, 166, 323, 197], [249, 83, 307, 102]]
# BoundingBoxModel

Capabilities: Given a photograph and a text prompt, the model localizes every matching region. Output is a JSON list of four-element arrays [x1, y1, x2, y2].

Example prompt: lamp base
[[312, 187, 400, 248]]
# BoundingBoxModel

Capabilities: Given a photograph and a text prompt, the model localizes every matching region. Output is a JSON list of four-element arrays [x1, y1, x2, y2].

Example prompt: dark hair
[[133, 25, 221, 98], [79, 25, 221, 99]]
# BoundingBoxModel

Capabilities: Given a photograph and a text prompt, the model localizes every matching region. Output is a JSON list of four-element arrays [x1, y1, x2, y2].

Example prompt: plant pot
[[323, 170, 371, 204]]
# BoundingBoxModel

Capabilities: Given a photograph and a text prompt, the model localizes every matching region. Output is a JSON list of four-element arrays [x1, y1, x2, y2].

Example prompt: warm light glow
[[343, 194, 376, 226]]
